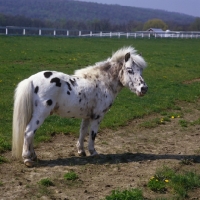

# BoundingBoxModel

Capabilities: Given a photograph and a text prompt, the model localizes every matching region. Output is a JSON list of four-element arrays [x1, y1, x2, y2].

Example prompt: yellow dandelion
[[177, 115, 180, 118], [165, 179, 169, 183], [171, 116, 175, 119]]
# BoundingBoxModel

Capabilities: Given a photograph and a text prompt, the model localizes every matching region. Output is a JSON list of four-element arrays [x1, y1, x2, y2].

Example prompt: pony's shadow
[[38, 153, 200, 168]]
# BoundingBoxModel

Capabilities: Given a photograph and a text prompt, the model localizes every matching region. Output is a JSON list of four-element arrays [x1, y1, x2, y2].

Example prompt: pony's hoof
[[89, 150, 99, 157], [78, 151, 86, 157], [24, 159, 35, 167]]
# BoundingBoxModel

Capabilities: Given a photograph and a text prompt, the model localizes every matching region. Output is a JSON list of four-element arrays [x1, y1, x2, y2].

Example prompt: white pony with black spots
[[12, 46, 148, 167]]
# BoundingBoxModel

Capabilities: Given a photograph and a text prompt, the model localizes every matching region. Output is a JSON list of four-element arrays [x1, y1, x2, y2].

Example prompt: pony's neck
[[74, 60, 124, 96]]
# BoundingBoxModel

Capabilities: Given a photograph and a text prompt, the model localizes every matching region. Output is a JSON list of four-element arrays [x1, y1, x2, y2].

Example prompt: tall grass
[[0, 36, 200, 152]]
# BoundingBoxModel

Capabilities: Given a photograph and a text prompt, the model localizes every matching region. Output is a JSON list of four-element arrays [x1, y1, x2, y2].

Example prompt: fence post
[[79, 31, 81, 36], [110, 32, 112, 38], [149, 33, 150, 39], [67, 30, 69, 36], [118, 32, 120, 38], [127, 33, 129, 38], [90, 31, 92, 37], [6, 28, 8, 35], [54, 30, 56, 36], [23, 29, 25, 35], [100, 32, 102, 37], [39, 29, 41, 36]]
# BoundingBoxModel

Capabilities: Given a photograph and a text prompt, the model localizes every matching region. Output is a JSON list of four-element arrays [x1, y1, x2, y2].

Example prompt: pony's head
[[119, 50, 148, 96]]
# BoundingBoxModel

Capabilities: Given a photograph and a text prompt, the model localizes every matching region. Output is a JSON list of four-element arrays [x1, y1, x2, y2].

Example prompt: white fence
[[80, 31, 200, 39], [1, 26, 200, 39]]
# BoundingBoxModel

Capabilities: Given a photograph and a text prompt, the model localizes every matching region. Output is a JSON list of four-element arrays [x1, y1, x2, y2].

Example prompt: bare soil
[[1, 99, 200, 200]]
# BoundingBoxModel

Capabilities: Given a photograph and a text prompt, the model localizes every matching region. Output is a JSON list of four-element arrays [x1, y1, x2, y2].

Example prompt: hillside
[[0, 0, 195, 24]]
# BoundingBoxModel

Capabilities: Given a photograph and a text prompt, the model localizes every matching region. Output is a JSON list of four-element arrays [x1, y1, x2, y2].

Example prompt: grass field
[[0, 36, 200, 152]]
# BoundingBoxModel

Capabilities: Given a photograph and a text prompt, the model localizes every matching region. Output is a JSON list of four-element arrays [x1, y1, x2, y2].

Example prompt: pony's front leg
[[88, 119, 101, 156], [77, 119, 90, 156]]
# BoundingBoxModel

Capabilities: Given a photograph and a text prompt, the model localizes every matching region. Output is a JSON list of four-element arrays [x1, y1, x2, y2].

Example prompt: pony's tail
[[12, 78, 33, 160]]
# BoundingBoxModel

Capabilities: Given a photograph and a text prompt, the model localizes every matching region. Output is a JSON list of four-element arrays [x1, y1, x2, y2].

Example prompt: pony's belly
[[55, 106, 89, 119]]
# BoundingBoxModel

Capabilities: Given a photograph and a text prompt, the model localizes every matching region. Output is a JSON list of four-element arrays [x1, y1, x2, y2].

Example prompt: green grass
[[179, 119, 188, 127], [104, 188, 143, 200], [148, 167, 200, 198], [139, 111, 183, 128], [191, 118, 200, 125], [64, 171, 78, 181], [38, 178, 54, 187], [0, 36, 200, 152], [0, 156, 7, 164]]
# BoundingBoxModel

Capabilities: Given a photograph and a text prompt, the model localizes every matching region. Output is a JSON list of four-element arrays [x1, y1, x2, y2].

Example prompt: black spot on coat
[[34, 86, 39, 94], [66, 82, 72, 91], [50, 77, 61, 87], [95, 115, 100, 120], [69, 78, 76, 86], [46, 99, 53, 106], [91, 131, 96, 141], [36, 120, 39, 125], [67, 91, 70, 95], [44, 71, 53, 78]]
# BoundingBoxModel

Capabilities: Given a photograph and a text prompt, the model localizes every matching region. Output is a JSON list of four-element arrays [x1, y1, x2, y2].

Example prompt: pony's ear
[[125, 52, 130, 62]]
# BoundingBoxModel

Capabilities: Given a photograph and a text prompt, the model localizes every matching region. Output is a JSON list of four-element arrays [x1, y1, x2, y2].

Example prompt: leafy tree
[[143, 18, 168, 30], [190, 17, 200, 31], [0, 14, 6, 26]]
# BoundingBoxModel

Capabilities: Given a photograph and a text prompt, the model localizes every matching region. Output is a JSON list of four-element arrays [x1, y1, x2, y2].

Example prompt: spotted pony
[[12, 46, 148, 167]]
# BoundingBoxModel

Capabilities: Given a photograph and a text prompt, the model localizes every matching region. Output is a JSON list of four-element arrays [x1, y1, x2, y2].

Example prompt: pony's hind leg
[[23, 122, 38, 167], [23, 109, 50, 167], [77, 119, 90, 156]]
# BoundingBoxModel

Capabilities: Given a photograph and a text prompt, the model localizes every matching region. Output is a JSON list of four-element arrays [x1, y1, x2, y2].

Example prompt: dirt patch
[[1, 100, 200, 199], [183, 78, 200, 84]]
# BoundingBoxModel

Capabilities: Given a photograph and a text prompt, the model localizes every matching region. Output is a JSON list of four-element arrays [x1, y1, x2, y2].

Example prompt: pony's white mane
[[74, 46, 147, 77], [110, 46, 147, 69]]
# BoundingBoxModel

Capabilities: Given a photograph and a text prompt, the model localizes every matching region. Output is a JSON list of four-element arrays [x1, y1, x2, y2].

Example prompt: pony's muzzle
[[141, 85, 148, 94]]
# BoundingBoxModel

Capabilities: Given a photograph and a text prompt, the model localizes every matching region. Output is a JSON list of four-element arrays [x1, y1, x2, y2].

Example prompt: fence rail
[[1, 26, 200, 39]]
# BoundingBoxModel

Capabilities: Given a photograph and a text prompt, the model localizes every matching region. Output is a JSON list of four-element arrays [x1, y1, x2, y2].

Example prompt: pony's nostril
[[141, 86, 148, 93]]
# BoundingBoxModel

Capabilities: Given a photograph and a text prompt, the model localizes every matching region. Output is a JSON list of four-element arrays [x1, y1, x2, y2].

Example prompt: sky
[[77, 0, 200, 17]]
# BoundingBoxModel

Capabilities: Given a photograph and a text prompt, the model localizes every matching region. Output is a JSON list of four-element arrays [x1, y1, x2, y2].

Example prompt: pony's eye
[[127, 69, 134, 74]]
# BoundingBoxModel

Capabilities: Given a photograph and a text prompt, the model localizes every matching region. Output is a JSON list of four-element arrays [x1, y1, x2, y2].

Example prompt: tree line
[[0, 13, 200, 32], [0, 0, 195, 25]]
